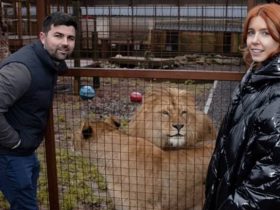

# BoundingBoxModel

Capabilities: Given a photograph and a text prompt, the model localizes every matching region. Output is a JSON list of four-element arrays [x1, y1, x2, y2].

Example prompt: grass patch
[[0, 148, 112, 210]]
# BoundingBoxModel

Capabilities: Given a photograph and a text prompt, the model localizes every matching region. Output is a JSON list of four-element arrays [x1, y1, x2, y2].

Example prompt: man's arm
[[0, 63, 31, 149]]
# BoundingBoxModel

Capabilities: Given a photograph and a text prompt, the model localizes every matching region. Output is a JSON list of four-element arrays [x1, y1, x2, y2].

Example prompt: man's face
[[40, 24, 76, 61]]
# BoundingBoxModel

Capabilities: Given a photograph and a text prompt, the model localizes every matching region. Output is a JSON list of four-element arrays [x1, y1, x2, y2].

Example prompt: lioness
[[74, 116, 214, 210], [128, 87, 217, 149]]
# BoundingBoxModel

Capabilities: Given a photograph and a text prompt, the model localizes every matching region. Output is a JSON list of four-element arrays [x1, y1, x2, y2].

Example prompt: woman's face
[[246, 16, 279, 63]]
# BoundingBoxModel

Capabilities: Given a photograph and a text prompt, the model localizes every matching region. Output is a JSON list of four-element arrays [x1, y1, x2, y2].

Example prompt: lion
[[74, 116, 214, 210], [127, 87, 217, 149]]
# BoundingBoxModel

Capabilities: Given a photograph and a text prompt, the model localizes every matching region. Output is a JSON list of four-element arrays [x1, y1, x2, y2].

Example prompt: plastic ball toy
[[79, 85, 96, 100], [130, 91, 142, 103]]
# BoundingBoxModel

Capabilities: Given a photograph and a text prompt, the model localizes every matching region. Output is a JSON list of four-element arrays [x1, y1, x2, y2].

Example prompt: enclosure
[[0, 0, 270, 209]]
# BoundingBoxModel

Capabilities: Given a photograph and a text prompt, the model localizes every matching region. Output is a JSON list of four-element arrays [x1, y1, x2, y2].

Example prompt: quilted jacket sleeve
[[218, 97, 280, 210], [0, 63, 31, 148]]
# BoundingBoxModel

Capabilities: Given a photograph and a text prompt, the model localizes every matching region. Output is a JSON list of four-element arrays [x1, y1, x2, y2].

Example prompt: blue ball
[[79, 86, 95, 100]]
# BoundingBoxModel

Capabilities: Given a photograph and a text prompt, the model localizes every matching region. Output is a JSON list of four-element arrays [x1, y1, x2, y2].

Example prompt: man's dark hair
[[42, 11, 78, 33]]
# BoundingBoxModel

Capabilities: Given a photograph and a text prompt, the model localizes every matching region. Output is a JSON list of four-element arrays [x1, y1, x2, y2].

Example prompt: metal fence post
[[45, 106, 60, 210], [247, 0, 256, 11], [35, 1, 60, 209]]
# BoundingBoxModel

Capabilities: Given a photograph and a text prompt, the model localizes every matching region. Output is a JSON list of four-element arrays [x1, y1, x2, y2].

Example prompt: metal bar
[[16, 1, 22, 39], [44, 106, 60, 210], [36, 0, 47, 31], [247, 0, 256, 11], [72, 0, 82, 94], [36, 0, 60, 209]]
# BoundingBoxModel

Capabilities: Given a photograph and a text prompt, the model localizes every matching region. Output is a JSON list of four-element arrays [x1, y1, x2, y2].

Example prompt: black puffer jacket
[[203, 55, 280, 210]]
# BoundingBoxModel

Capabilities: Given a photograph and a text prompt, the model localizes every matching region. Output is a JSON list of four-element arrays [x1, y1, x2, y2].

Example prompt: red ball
[[130, 91, 142, 103]]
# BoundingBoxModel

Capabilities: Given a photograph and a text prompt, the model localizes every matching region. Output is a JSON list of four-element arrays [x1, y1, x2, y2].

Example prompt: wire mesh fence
[[0, 0, 270, 209], [50, 74, 234, 210], [0, 70, 241, 210]]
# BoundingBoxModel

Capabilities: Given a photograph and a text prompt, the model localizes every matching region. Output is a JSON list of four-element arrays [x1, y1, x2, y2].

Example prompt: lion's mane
[[128, 87, 217, 149]]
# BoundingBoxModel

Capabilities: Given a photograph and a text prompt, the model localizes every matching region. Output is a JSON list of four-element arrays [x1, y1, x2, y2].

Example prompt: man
[[0, 11, 77, 209]]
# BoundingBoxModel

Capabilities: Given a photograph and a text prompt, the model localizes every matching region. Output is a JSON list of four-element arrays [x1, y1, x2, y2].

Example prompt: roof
[[4, 4, 247, 19], [155, 19, 243, 32], [80, 5, 247, 18]]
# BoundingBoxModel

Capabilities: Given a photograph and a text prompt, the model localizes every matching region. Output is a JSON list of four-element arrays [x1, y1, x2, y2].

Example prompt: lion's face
[[140, 99, 197, 149], [128, 87, 217, 149]]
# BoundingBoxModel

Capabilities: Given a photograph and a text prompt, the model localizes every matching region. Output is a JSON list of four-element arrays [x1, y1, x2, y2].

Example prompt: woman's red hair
[[242, 3, 280, 66]]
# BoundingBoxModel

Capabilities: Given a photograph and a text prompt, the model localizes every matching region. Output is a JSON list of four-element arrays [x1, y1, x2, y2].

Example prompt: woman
[[203, 3, 280, 210]]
